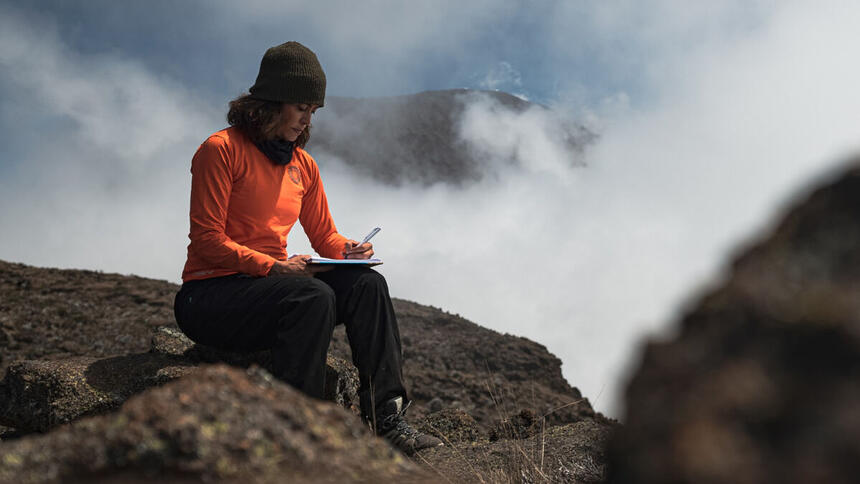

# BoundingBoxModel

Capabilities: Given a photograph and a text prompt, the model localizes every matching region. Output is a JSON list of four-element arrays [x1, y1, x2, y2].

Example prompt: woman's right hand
[[269, 255, 332, 277]]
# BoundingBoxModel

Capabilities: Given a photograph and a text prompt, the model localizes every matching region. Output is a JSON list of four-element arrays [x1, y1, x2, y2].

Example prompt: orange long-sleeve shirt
[[181, 127, 348, 282]]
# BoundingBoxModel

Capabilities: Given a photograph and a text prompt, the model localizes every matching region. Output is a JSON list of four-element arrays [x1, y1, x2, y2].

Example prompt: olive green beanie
[[249, 41, 326, 106]]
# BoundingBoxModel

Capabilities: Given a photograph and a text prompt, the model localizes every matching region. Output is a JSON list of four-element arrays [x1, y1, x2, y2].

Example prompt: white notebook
[[308, 257, 383, 266]]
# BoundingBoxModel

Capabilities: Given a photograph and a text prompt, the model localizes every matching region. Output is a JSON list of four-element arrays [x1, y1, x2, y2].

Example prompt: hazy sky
[[2, 1, 859, 417]]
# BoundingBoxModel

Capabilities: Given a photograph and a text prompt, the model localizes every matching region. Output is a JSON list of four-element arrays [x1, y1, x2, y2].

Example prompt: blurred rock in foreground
[[609, 159, 860, 483], [0, 365, 424, 484]]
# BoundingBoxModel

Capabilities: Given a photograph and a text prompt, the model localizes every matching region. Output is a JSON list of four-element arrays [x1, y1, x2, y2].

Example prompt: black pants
[[173, 266, 406, 415]]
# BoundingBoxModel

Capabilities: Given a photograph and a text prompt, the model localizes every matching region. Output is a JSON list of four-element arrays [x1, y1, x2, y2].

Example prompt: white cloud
[[301, 1, 860, 417], [479, 61, 525, 98], [527, 1, 860, 414], [457, 93, 581, 181], [0, 5, 221, 279]]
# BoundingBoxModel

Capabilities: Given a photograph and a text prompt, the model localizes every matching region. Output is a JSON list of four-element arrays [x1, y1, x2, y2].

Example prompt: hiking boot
[[375, 396, 444, 455]]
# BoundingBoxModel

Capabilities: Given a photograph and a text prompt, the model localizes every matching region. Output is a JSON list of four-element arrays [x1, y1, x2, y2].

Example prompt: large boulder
[[0, 354, 193, 432], [0, 365, 425, 483], [608, 160, 860, 483], [151, 326, 360, 412], [0, 327, 360, 433]]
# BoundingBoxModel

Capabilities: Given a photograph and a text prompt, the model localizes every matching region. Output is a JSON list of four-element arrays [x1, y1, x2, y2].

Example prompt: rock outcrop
[[150, 326, 361, 412], [0, 354, 193, 433], [0, 365, 424, 483], [360, 299, 597, 428], [0, 259, 596, 435], [0, 229, 609, 481], [0, 327, 359, 433], [608, 160, 860, 483], [0, 263, 176, 376]]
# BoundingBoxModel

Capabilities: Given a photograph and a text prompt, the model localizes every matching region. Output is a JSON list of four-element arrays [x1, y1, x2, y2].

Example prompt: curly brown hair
[[226, 94, 311, 147]]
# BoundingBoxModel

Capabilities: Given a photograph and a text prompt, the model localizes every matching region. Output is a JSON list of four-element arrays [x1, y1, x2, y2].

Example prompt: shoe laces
[[381, 400, 419, 438]]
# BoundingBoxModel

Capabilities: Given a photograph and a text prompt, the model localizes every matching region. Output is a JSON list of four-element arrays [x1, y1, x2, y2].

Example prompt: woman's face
[[279, 103, 318, 142]]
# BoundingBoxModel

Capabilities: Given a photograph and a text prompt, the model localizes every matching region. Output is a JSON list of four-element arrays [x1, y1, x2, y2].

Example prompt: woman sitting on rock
[[173, 41, 441, 455]]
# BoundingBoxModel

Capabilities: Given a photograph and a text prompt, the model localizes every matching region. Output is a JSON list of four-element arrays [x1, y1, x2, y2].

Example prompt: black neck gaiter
[[254, 138, 295, 165]]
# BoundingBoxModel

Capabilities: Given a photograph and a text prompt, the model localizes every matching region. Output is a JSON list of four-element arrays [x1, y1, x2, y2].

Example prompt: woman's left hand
[[343, 240, 374, 259]]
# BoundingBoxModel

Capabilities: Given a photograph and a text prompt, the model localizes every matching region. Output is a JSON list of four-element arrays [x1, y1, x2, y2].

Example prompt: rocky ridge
[[0, 327, 360, 434], [309, 89, 593, 186], [0, 257, 609, 482], [0, 258, 597, 433]]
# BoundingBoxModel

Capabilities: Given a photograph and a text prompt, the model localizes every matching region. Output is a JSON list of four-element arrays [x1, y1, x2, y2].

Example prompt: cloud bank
[[0, 5, 224, 280]]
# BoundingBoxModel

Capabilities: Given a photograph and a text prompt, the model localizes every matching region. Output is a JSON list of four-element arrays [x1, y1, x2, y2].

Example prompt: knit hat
[[249, 41, 326, 106]]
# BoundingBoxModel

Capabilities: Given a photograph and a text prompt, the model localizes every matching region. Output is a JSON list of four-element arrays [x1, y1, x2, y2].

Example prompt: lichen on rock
[[0, 365, 423, 483], [0, 326, 361, 433]]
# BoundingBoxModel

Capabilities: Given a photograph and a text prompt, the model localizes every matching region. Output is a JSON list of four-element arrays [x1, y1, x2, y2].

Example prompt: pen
[[358, 227, 381, 246]]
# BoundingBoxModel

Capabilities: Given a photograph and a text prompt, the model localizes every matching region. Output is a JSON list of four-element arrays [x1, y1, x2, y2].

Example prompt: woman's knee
[[278, 277, 336, 312], [309, 277, 336, 299], [356, 269, 389, 293]]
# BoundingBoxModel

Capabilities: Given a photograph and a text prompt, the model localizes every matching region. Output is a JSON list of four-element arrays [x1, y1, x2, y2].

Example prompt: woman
[[174, 41, 441, 454]]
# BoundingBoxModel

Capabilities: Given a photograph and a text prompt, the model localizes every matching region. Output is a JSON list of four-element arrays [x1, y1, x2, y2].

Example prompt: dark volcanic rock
[[150, 325, 195, 355], [0, 259, 597, 434], [323, 354, 361, 411], [309, 89, 592, 186], [609, 160, 860, 484], [0, 354, 194, 432], [420, 418, 613, 483], [151, 326, 360, 412], [0, 260, 177, 377], [380, 300, 598, 429], [489, 408, 543, 442], [0, 365, 424, 483], [417, 409, 482, 444], [0, 425, 20, 441], [0, 328, 360, 433]]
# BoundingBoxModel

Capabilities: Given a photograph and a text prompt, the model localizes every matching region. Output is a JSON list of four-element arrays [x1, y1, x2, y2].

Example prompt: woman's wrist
[[270, 256, 331, 277]]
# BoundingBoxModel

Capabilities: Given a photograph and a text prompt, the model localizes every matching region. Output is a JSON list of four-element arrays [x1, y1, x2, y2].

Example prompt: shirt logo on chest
[[287, 165, 301, 185]]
